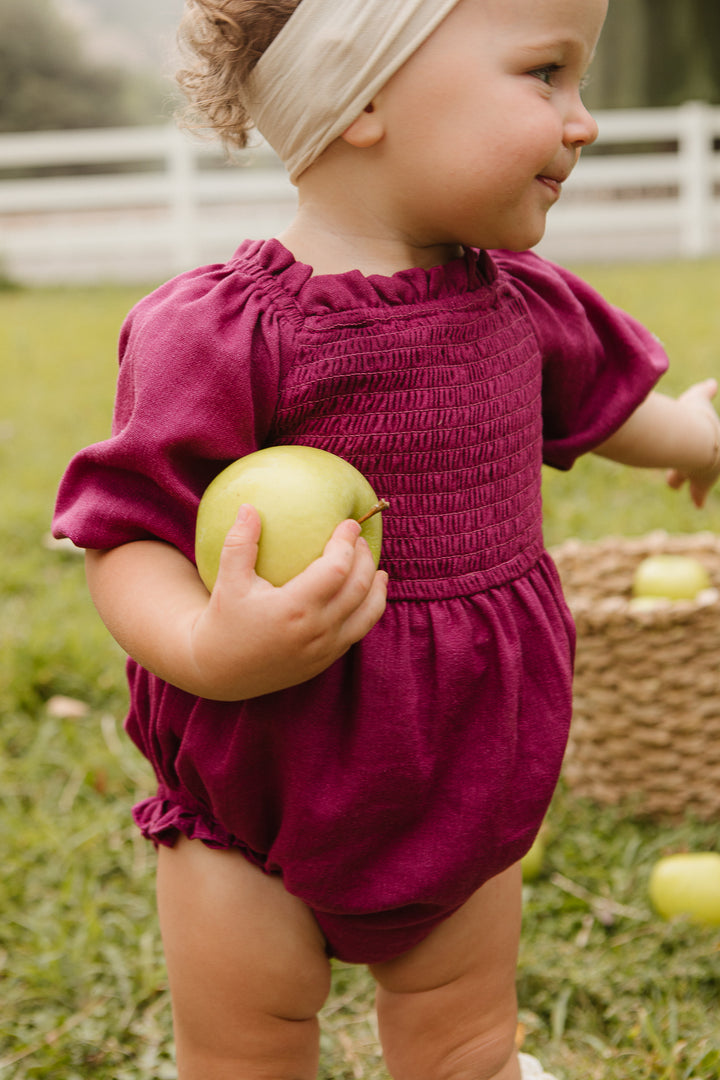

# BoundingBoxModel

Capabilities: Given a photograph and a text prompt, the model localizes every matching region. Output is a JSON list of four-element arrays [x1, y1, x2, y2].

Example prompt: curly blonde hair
[[177, 0, 302, 150]]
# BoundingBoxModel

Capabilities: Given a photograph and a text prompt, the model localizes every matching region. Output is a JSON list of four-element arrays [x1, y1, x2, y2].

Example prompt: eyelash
[[529, 65, 592, 91], [529, 63, 563, 86]]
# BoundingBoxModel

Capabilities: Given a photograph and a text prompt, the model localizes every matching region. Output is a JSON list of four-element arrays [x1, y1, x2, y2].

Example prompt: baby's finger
[[212, 504, 264, 594], [680, 378, 718, 405], [689, 479, 710, 509], [665, 467, 686, 491], [337, 568, 389, 645], [289, 519, 366, 600]]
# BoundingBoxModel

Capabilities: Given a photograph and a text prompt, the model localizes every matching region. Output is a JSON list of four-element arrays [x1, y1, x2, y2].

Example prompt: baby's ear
[[341, 102, 385, 148]]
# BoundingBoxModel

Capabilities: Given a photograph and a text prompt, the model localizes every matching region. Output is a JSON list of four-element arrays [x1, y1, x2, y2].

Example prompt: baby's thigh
[[156, 836, 332, 1080], [370, 862, 523, 1080]]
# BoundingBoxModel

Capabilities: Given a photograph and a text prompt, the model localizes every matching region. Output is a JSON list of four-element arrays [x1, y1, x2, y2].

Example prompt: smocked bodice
[[270, 268, 544, 601]]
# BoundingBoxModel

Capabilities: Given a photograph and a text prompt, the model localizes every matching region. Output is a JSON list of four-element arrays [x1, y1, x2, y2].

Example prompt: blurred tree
[[587, 0, 720, 109], [0, 0, 168, 132], [3, 0, 719, 130]]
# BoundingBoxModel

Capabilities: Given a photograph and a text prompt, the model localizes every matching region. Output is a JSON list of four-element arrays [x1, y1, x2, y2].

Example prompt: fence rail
[[2, 102, 720, 285], [538, 102, 720, 263]]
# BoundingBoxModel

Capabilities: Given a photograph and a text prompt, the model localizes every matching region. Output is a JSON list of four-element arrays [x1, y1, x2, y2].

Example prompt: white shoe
[[518, 1051, 561, 1079]]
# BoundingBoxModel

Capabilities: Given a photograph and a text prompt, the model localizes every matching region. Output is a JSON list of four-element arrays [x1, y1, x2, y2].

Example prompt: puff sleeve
[[493, 250, 669, 471], [52, 260, 288, 561]]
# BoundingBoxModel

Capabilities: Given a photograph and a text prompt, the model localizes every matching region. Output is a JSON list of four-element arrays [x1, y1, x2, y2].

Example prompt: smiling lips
[[536, 174, 565, 197]]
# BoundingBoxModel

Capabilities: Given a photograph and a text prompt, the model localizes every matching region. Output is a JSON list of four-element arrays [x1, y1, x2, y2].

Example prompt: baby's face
[[370, 0, 607, 257]]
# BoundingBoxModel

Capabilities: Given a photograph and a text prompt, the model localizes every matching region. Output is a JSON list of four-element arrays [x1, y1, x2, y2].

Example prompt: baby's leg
[[156, 836, 332, 1080], [370, 863, 523, 1080]]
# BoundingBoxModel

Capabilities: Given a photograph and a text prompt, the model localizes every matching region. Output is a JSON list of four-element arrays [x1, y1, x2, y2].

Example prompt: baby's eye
[[529, 63, 563, 86]]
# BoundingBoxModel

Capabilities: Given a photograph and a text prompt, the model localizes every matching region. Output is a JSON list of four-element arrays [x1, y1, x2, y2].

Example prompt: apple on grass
[[521, 828, 548, 882], [195, 445, 387, 590], [631, 554, 710, 602], [648, 852, 720, 926]]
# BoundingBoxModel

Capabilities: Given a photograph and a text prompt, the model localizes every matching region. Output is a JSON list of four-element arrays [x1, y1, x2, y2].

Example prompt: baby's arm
[[594, 378, 720, 508], [85, 505, 388, 701]]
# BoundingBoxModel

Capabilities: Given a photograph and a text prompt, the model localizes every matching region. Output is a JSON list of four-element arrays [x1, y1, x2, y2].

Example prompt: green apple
[[649, 852, 720, 926], [627, 596, 666, 613], [521, 830, 548, 882], [195, 445, 387, 589], [631, 554, 710, 601]]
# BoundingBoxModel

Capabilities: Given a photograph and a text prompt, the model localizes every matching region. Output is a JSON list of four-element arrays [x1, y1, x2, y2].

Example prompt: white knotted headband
[[246, 0, 463, 183]]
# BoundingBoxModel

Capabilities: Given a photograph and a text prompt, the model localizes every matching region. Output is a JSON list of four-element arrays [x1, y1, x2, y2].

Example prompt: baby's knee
[[438, 1018, 520, 1080], [376, 990, 519, 1080]]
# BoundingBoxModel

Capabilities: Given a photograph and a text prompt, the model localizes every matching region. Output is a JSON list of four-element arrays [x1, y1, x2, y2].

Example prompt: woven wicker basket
[[551, 531, 720, 821]]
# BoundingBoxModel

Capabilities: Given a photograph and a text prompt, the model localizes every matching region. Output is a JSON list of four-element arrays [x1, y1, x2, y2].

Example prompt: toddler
[[53, 1, 720, 1078]]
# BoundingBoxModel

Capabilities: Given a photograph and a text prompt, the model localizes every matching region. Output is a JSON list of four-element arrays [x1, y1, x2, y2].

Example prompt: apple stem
[[356, 499, 389, 526]]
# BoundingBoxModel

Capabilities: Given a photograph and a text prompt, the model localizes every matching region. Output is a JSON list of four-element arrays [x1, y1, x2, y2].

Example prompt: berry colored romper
[[53, 241, 667, 963]]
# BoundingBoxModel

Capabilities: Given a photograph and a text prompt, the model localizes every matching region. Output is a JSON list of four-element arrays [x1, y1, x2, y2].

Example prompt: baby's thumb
[[214, 504, 262, 588], [683, 377, 718, 404]]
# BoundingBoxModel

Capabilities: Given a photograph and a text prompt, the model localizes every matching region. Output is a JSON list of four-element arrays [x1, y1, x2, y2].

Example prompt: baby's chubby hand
[[188, 504, 388, 700], [666, 378, 720, 508]]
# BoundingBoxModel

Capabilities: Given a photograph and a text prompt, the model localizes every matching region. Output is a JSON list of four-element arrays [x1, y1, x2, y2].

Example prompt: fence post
[[678, 101, 712, 258], [167, 124, 199, 272]]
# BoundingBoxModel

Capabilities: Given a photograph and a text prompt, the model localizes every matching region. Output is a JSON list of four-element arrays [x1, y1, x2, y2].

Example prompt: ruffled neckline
[[229, 237, 498, 314]]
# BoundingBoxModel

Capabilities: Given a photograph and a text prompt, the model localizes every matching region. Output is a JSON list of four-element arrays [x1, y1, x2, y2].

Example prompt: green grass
[[1, 263, 719, 1079], [542, 259, 720, 548]]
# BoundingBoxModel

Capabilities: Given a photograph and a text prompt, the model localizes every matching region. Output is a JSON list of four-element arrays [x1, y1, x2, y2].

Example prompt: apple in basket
[[195, 445, 388, 589], [649, 853, 720, 926], [631, 554, 710, 602]]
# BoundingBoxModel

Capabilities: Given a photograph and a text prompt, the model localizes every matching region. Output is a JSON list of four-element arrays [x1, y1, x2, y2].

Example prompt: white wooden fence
[[1, 102, 720, 285], [537, 101, 720, 264]]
